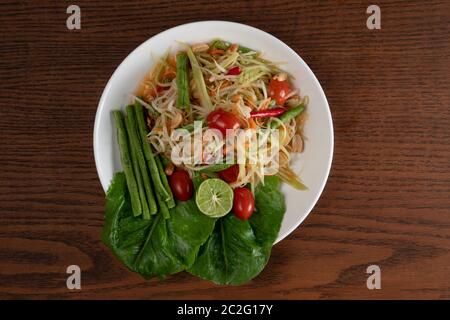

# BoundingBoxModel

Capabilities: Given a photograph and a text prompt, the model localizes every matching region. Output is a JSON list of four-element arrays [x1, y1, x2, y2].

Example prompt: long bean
[[133, 102, 171, 202], [126, 121, 150, 218], [125, 105, 157, 218], [211, 39, 254, 54], [155, 155, 175, 208], [155, 189, 170, 219], [112, 111, 142, 216], [176, 53, 190, 111], [270, 104, 305, 129]]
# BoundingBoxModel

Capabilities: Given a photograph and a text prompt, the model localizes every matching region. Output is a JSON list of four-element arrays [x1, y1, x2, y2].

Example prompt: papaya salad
[[102, 39, 309, 285]]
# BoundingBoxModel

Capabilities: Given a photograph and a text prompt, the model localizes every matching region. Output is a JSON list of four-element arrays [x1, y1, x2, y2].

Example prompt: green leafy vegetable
[[102, 172, 216, 278], [250, 175, 286, 250], [102, 173, 285, 284], [188, 215, 266, 285], [188, 175, 285, 285]]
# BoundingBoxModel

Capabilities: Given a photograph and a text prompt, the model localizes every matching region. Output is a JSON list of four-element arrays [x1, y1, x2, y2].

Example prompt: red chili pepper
[[250, 107, 286, 118], [227, 66, 241, 75]]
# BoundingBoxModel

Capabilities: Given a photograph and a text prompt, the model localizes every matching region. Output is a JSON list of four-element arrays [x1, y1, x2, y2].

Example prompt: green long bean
[[176, 53, 190, 111], [126, 121, 150, 218], [155, 155, 175, 208], [133, 102, 172, 202], [270, 104, 305, 129], [112, 111, 142, 216], [125, 105, 156, 218], [211, 39, 254, 54], [156, 189, 170, 219]]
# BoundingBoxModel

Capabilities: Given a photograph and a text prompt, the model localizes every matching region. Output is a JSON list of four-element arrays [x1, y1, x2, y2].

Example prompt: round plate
[[94, 21, 333, 244]]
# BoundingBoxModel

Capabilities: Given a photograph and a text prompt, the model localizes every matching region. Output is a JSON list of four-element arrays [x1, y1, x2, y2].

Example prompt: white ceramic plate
[[94, 21, 333, 244]]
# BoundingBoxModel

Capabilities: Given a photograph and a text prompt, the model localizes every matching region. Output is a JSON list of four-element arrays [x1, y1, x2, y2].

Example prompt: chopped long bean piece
[[270, 104, 305, 129], [176, 53, 190, 111]]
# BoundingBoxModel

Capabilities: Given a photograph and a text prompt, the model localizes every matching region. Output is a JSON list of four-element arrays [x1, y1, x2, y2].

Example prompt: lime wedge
[[195, 178, 233, 218]]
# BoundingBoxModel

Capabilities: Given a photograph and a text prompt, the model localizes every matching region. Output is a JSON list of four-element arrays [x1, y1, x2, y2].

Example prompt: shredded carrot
[[229, 44, 238, 53], [248, 118, 257, 129], [260, 98, 272, 110], [231, 103, 243, 120], [231, 94, 241, 103], [161, 68, 176, 80], [244, 98, 256, 109], [209, 49, 225, 55], [168, 55, 177, 69]]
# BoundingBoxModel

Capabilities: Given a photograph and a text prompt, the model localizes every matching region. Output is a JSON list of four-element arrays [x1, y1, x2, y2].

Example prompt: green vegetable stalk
[[126, 121, 150, 218], [133, 101, 172, 203], [155, 155, 175, 208], [176, 53, 190, 112], [270, 104, 305, 129], [125, 105, 156, 218], [211, 39, 254, 54], [156, 188, 170, 219], [112, 111, 142, 216]]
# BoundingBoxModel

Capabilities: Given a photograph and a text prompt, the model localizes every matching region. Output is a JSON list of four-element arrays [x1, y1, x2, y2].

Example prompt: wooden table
[[0, 0, 449, 299]]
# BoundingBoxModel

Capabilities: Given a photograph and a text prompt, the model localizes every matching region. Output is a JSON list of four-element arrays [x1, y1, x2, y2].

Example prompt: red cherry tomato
[[206, 109, 240, 136], [218, 164, 239, 183], [233, 188, 255, 221], [268, 78, 291, 105], [169, 170, 193, 201]]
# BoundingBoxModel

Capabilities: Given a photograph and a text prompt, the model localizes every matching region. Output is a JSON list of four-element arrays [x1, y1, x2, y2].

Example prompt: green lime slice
[[195, 178, 234, 218]]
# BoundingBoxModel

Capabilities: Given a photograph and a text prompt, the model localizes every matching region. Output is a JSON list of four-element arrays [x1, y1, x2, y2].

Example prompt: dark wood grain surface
[[0, 0, 449, 299]]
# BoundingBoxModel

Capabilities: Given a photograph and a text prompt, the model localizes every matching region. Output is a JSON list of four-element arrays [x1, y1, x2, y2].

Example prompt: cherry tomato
[[218, 164, 239, 183], [268, 78, 291, 105], [206, 109, 240, 136], [233, 187, 255, 220], [169, 170, 193, 201]]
